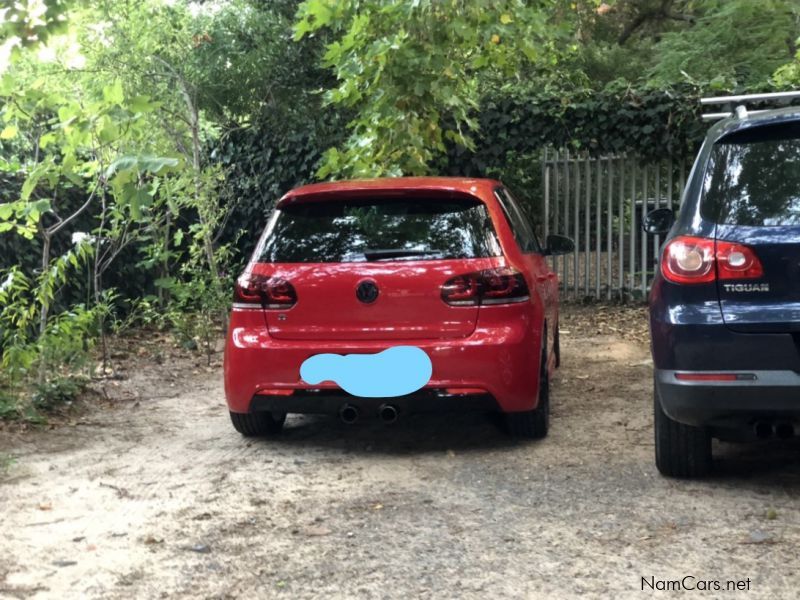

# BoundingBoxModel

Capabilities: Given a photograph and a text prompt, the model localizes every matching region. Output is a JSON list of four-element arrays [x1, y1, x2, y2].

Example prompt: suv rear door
[[706, 121, 800, 332], [253, 193, 504, 341]]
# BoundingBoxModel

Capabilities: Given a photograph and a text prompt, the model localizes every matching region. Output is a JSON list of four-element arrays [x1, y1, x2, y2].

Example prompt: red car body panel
[[253, 258, 500, 340], [224, 177, 560, 414]]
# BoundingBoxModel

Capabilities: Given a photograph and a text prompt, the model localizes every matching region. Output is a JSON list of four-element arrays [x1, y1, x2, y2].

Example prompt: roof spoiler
[[701, 91, 800, 121]]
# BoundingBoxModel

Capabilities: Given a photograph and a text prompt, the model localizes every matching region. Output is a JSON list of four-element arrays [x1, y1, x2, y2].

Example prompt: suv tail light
[[661, 236, 763, 284], [234, 273, 297, 308], [441, 267, 529, 306]]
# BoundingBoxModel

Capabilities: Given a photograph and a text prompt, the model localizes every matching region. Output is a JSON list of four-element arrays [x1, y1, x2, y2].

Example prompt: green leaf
[[154, 277, 176, 290], [0, 125, 17, 139], [138, 156, 179, 174], [103, 79, 125, 105], [106, 155, 179, 179], [129, 95, 154, 113], [22, 198, 51, 225], [38, 132, 56, 149], [20, 161, 51, 201], [105, 156, 139, 178], [29, 199, 51, 215]]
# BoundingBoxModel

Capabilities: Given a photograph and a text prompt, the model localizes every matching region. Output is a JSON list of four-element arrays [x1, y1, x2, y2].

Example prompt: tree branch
[[618, 0, 694, 45], [46, 182, 98, 237]]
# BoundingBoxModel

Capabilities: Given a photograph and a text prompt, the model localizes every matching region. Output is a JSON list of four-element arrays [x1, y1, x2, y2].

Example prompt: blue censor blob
[[300, 346, 433, 398]]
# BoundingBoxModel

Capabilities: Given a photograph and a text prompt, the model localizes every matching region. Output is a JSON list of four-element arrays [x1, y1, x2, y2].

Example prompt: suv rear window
[[702, 122, 800, 226], [258, 196, 502, 263]]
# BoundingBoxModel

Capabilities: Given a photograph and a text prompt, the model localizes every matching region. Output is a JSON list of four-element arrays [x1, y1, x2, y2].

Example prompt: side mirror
[[643, 208, 674, 235], [544, 234, 575, 256]]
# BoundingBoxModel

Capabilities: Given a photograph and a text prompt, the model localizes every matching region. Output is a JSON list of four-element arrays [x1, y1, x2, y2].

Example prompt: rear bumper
[[656, 368, 800, 427], [250, 390, 499, 416], [224, 306, 543, 415]]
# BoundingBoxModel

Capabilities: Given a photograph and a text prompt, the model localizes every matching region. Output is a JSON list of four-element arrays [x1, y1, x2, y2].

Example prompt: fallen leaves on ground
[[560, 301, 649, 344]]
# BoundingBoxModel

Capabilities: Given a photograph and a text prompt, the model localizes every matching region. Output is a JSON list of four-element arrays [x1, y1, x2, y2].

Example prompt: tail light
[[716, 241, 764, 280], [661, 236, 763, 285], [441, 267, 529, 306], [234, 272, 297, 308]]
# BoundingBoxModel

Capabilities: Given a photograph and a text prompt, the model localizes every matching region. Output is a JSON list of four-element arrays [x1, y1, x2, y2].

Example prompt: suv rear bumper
[[655, 368, 800, 427], [224, 307, 543, 415]]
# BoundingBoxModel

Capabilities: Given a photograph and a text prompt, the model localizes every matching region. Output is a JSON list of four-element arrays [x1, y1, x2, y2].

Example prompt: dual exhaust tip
[[339, 403, 398, 425], [754, 421, 795, 440]]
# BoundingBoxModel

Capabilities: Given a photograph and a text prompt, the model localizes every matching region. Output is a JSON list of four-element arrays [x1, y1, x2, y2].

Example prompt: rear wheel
[[506, 343, 550, 440], [230, 411, 286, 436], [654, 380, 711, 478]]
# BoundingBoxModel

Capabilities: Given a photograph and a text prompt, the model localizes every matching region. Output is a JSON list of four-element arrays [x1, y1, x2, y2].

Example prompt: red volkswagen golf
[[224, 177, 573, 438]]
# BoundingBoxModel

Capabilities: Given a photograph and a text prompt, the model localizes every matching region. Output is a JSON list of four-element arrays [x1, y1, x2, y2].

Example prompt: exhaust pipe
[[775, 421, 794, 439], [378, 404, 399, 424], [339, 404, 360, 425], [754, 421, 773, 439]]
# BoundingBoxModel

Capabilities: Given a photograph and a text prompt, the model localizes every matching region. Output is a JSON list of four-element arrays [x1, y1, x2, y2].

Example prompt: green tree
[[564, 0, 800, 90], [648, 0, 799, 88], [0, 28, 177, 396], [295, 0, 569, 177]]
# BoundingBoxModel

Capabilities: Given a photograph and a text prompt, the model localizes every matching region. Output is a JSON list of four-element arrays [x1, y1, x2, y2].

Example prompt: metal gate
[[541, 149, 689, 300]]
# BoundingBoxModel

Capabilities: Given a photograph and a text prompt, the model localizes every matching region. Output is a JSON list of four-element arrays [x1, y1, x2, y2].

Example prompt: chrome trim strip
[[481, 295, 531, 305], [231, 303, 263, 311]]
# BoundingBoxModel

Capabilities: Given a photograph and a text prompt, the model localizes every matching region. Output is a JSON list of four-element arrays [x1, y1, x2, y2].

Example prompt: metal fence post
[[667, 158, 674, 212], [563, 150, 571, 294], [583, 156, 590, 298], [552, 150, 560, 277], [629, 161, 636, 296], [654, 162, 662, 269], [641, 165, 649, 295], [595, 156, 602, 299], [618, 157, 625, 299], [606, 157, 613, 300], [574, 156, 580, 299], [544, 164, 550, 244]]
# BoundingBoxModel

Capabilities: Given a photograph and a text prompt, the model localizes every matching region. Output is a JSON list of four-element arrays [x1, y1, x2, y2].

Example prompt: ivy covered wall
[[215, 85, 712, 254]]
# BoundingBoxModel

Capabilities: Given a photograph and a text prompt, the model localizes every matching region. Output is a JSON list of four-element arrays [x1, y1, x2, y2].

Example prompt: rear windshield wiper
[[361, 248, 449, 261]]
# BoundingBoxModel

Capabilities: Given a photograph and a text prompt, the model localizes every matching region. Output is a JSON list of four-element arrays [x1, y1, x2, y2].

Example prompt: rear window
[[258, 196, 502, 263], [702, 122, 800, 226]]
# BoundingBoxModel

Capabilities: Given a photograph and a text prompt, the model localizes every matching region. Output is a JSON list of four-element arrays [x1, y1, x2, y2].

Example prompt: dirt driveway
[[2, 304, 800, 599]]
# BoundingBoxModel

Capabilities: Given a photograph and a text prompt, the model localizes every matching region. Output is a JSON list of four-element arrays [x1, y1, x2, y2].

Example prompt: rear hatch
[[706, 121, 800, 332], [252, 192, 504, 341]]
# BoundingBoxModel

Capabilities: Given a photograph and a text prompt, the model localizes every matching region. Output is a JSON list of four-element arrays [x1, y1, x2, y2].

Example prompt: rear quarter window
[[702, 121, 800, 226], [258, 196, 502, 263]]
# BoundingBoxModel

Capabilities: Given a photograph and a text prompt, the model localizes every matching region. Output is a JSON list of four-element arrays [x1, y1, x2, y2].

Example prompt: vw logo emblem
[[356, 280, 379, 304]]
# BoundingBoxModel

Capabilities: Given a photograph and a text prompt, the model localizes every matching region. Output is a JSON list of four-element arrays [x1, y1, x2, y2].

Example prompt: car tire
[[506, 344, 549, 440], [653, 380, 711, 478], [229, 411, 286, 436]]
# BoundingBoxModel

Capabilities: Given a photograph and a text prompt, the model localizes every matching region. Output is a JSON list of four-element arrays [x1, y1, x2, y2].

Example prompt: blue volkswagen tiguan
[[646, 105, 800, 478]]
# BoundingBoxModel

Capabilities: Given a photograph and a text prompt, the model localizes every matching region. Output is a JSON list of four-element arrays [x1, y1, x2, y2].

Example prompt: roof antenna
[[735, 105, 748, 120]]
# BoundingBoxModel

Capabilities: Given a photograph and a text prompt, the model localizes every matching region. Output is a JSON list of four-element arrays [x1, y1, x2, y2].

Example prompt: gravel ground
[[2, 303, 800, 599]]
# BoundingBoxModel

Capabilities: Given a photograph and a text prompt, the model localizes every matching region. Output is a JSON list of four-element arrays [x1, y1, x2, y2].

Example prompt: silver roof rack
[[701, 91, 800, 121]]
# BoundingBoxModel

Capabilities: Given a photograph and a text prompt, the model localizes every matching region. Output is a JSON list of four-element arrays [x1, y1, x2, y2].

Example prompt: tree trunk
[[185, 89, 228, 336], [36, 232, 51, 385]]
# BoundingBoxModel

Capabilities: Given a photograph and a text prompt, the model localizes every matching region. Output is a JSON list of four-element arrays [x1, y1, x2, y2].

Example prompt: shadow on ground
[[252, 411, 520, 456]]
